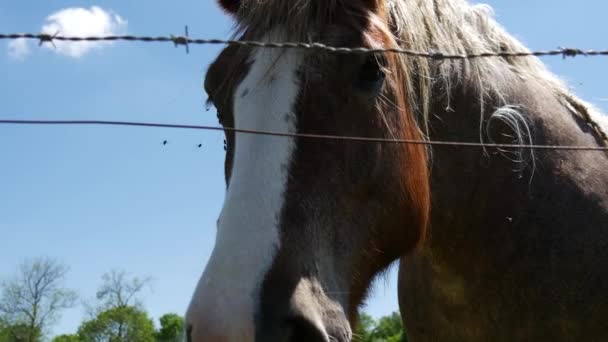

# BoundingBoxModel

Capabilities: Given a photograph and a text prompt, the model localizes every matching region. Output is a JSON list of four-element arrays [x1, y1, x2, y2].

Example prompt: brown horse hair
[[343, 3, 431, 323]]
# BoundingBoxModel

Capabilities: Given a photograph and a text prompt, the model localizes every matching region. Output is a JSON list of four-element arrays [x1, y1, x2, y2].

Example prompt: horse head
[[186, 1, 430, 341]]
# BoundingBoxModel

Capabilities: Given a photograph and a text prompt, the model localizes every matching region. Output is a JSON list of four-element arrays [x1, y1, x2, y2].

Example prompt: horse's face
[[186, 1, 429, 341]]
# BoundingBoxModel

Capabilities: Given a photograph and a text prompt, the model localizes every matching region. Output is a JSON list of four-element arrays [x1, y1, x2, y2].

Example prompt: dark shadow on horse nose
[[186, 324, 193, 342], [286, 314, 330, 342], [257, 268, 351, 342], [257, 309, 351, 342]]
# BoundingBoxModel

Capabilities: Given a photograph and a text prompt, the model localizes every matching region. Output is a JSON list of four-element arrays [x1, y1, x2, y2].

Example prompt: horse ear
[[218, 0, 240, 15]]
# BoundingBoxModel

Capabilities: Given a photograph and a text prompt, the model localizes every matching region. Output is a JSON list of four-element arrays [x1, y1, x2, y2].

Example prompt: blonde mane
[[387, 0, 607, 142]]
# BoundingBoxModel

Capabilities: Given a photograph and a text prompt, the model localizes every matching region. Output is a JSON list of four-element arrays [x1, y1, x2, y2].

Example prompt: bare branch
[[0, 257, 78, 339], [94, 270, 153, 311]]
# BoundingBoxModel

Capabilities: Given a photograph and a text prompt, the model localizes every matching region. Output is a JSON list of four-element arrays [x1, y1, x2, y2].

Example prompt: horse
[[185, 0, 608, 341]]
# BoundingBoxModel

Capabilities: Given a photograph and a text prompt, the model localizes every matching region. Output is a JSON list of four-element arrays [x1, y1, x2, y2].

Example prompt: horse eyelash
[[205, 97, 215, 111], [205, 97, 226, 125]]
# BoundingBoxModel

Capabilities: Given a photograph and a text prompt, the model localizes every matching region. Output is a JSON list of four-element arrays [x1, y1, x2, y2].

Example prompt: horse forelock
[[230, 0, 381, 39]]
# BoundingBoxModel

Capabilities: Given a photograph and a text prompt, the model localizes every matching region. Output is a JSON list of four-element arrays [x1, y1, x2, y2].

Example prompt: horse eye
[[355, 55, 386, 92]]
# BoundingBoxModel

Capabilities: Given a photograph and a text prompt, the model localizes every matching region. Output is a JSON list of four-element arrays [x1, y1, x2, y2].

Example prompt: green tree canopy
[[77, 306, 155, 342], [155, 313, 184, 342], [0, 321, 42, 342], [51, 334, 81, 342], [354, 312, 407, 342], [0, 319, 9, 342], [354, 313, 376, 341]]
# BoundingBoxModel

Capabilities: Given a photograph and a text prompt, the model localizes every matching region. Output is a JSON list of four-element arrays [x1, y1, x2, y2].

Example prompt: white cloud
[[6, 6, 127, 59], [7, 38, 30, 60], [41, 6, 127, 58]]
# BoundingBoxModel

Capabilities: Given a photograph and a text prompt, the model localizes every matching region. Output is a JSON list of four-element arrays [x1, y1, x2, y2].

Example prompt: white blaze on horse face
[[187, 31, 301, 340]]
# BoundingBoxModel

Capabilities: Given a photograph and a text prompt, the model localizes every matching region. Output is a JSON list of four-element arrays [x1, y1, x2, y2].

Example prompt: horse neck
[[424, 73, 608, 235], [398, 70, 608, 341]]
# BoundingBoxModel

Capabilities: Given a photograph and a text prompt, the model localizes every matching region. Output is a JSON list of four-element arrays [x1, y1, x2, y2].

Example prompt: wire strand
[[1, 33, 607, 59], [1, 119, 607, 151]]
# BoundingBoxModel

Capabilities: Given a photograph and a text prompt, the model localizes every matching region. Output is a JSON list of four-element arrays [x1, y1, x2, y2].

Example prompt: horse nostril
[[186, 324, 193, 342], [287, 315, 329, 342]]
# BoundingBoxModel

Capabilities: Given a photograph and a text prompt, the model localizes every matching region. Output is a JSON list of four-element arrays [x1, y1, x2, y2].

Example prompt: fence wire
[[1, 119, 607, 152], [2, 32, 608, 151], [2, 33, 608, 59]]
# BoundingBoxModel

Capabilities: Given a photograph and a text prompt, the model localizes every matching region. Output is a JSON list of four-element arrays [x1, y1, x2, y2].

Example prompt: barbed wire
[[2, 32, 608, 59], [1, 119, 607, 151]]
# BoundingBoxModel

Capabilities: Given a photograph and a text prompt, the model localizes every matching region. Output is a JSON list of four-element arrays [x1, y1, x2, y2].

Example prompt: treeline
[[0, 257, 182, 342], [0, 257, 407, 342]]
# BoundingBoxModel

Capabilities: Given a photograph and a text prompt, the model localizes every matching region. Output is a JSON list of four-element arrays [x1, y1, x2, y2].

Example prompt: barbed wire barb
[[560, 47, 586, 59], [171, 26, 190, 54], [38, 30, 59, 48]]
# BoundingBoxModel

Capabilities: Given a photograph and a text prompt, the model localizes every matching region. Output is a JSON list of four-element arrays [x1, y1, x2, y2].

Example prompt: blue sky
[[1, 0, 607, 338]]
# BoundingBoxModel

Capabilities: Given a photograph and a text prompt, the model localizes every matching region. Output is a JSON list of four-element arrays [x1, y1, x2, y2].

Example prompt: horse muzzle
[[186, 277, 352, 342]]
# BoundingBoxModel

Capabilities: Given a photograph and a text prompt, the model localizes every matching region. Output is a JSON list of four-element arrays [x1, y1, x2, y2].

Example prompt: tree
[[0, 320, 42, 342], [0, 318, 11, 342], [77, 306, 155, 342], [51, 334, 81, 342], [354, 313, 376, 342], [91, 270, 152, 315], [155, 313, 184, 342], [371, 312, 406, 342], [0, 319, 7, 342], [74, 269, 155, 341], [354, 312, 408, 342], [0, 257, 77, 342]]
